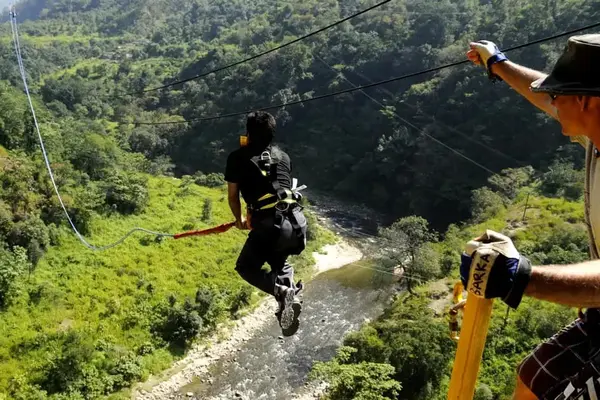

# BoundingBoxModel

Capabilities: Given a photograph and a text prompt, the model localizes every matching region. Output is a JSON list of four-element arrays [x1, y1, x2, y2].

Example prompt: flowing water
[[305, 190, 387, 240], [170, 199, 394, 400]]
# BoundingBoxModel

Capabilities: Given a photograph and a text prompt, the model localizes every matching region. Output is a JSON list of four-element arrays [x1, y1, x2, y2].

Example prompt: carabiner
[[448, 282, 467, 342]]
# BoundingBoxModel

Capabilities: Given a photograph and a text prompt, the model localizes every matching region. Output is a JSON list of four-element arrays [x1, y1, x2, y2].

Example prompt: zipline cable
[[131, 0, 393, 95], [312, 53, 497, 175], [12, 11, 596, 249], [8, 10, 408, 251], [345, 64, 528, 167], [9, 11, 175, 251], [127, 20, 600, 126]]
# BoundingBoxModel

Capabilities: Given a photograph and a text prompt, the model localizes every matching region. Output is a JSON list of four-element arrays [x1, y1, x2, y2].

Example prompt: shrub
[[201, 198, 213, 223], [102, 172, 149, 214], [194, 172, 225, 188], [151, 299, 203, 348]]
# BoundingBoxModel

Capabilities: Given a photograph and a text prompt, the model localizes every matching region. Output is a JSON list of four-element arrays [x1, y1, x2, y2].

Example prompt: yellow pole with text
[[448, 233, 500, 400], [447, 295, 494, 400]]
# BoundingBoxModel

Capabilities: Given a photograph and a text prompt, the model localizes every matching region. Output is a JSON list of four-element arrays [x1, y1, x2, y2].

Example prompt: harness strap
[[249, 145, 303, 212], [253, 190, 297, 210], [288, 207, 304, 238]]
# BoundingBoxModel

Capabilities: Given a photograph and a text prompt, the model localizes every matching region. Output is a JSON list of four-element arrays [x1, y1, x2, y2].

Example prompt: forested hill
[[1, 0, 597, 231]]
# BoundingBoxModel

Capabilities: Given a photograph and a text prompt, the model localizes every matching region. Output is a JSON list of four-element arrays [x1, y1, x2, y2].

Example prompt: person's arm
[[525, 260, 600, 307], [491, 61, 557, 120], [225, 152, 247, 229], [227, 182, 245, 229], [467, 43, 558, 120]]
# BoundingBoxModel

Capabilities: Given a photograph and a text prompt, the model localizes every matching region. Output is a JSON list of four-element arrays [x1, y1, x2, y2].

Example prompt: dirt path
[[132, 239, 363, 400]]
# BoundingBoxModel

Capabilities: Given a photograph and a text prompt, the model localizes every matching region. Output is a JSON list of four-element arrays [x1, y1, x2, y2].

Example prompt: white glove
[[460, 230, 532, 309], [467, 40, 508, 80]]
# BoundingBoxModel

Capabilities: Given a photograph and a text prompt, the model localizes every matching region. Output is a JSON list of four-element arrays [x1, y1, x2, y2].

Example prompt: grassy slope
[[454, 190, 584, 247], [0, 175, 334, 397]]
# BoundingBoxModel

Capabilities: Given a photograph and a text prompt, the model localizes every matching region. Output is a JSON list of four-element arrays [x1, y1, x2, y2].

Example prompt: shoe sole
[[281, 303, 302, 337], [280, 289, 300, 330], [281, 312, 300, 337]]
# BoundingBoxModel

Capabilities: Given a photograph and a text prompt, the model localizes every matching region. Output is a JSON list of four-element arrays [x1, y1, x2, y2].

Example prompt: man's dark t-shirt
[[224, 144, 293, 206]]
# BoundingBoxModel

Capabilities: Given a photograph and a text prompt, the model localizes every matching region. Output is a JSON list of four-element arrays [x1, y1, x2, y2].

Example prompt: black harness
[[249, 145, 307, 255]]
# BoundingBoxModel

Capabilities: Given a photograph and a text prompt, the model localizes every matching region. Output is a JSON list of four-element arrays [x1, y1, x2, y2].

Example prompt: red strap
[[173, 222, 236, 240]]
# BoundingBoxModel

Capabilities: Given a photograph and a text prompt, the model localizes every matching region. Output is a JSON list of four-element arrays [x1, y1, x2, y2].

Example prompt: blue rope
[[9, 11, 174, 251]]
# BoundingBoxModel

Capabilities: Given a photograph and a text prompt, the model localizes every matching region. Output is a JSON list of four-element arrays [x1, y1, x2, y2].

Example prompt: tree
[[311, 294, 454, 400], [194, 172, 225, 188], [194, 285, 225, 329], [0, 83, 27, 151], [151, 298, 203, 349], [487, 167, 534, 200], [526, 222, 589, 266], [470, 187, 506, 223], [378, 216, 439, 293], [38, 330, 95, 395], [146, 155, 175, 176], [311, 347, 401, 400], [343, 326, 390, 364], [128, 127, 168, 158], [41, 76, 90, 111], [67, 133, 119, 180], [8, 216, 50, 261], [0, 200, 13, 241], [539, 160, 585, 201], [102, 172, 149, 215]]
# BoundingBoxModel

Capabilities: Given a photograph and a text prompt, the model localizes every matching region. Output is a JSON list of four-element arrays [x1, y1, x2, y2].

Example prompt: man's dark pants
[[235, 211, 296, 296]]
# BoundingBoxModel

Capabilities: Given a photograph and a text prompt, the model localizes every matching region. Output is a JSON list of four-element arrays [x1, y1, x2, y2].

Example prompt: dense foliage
[[312, 282, 576, 400], [1, 0, 595, 230], [312, 165, 587, 399], [0, 171, 332, 399]]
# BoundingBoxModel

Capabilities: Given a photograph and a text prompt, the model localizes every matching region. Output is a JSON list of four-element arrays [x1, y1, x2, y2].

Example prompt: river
[[136, 197, 395, 400]]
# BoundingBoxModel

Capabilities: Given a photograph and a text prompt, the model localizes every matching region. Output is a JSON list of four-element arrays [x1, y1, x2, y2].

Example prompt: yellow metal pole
[[447, 295, 494, 400], [448, 231, 519, 399]]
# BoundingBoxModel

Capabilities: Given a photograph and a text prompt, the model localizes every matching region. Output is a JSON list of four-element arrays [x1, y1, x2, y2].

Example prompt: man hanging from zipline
[[461, 34, 600, 399], [225, 110, 307, 336]]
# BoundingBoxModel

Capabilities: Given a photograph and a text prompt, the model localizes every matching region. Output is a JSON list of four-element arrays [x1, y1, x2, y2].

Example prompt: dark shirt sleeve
[[225, 151, 241, 183]]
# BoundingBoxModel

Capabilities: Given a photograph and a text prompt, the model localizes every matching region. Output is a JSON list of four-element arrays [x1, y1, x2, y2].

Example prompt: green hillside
[[310, 167, 587, 399], [0, 167, 333, 399]]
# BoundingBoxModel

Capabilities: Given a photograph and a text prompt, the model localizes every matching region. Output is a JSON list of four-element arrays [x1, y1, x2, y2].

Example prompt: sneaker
[[281, 314, 300, 337], [279, 287, 301, 331], [281, 297, 302, 337]]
